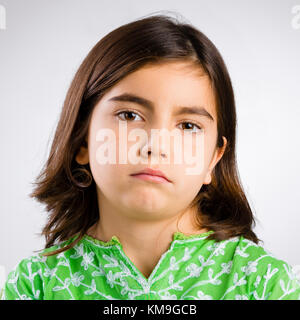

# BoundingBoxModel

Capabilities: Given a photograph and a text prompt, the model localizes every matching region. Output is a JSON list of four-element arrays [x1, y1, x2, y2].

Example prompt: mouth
[[130, 168, 172, 184], [130, 173, 170, 183]]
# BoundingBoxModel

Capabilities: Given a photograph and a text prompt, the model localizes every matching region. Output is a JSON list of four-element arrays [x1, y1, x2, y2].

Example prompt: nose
[[140, 129, 169, 162], [142, 143, 167, 159]]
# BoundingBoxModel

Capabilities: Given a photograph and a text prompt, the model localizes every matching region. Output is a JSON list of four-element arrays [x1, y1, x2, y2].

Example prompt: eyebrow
[[108, 93, 214, 121]]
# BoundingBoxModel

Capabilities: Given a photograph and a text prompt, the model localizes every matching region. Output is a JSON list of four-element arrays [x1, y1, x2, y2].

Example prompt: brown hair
[[30, 13, 262, 256]]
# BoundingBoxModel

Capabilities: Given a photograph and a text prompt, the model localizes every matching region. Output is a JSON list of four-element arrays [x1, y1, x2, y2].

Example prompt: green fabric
[[1, 231, 300, 300]]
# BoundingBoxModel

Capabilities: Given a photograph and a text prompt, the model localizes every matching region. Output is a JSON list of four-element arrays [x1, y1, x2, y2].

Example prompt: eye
[[115, 110, 203, 133], [116, 110, 143, 122], [178, 122, 203, 133]]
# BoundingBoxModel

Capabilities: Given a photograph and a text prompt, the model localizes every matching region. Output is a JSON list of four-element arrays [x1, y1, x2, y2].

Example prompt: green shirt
[[1, 231, 300, 300]]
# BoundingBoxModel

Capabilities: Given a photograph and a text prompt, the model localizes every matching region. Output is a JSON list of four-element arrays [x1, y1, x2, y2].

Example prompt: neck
[[86, 194, 207, 279]]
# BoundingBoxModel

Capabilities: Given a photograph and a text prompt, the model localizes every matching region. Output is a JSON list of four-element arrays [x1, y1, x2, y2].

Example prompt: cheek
[[172, 131, 217, 191], [87, 128, 119, 187], [168, 173, 204, 207], [89, 158, 114, 190], [173, 133, 212, 176]]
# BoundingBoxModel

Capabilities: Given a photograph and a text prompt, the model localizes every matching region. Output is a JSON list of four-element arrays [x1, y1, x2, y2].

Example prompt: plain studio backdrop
[[0, 0, 299, 278]]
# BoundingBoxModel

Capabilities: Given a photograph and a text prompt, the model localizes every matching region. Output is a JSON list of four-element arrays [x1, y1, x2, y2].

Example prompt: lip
[[130, 168, 172, 183]]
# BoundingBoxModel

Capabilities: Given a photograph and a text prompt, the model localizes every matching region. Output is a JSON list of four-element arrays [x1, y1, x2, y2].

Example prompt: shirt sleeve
[[1, 257, 44, 300], [252, 260, 300, 300]]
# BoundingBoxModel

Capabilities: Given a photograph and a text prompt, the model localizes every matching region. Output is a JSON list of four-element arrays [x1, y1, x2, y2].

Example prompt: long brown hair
[[30, 13, 262, 256]]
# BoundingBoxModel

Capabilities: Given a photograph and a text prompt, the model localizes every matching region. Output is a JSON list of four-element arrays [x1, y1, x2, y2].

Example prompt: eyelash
[[115, 109, 203, 133]]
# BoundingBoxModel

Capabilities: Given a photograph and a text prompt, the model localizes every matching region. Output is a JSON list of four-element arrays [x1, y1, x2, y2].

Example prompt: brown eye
[[116, 111, 142, 121], [179, 122, 202, 133]]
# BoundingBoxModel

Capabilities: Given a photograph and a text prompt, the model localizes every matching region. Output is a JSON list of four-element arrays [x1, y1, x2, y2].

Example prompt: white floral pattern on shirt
[[1, 232, 300, 300]]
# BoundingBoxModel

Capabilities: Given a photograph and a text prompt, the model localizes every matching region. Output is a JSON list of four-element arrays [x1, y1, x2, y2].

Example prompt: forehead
[[102, 61, 217, 119]]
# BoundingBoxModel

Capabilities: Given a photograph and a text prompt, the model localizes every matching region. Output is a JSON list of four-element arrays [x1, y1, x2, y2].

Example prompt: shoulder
[[232, 235, 295, 272], [1, 252, 47, 300], [229, 236, 300, 300], [1, 237, 76, 300]]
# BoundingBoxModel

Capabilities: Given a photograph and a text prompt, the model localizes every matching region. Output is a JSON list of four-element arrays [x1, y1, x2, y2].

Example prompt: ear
[[203, 136, 227, 185], [75, 138, 89, 165]]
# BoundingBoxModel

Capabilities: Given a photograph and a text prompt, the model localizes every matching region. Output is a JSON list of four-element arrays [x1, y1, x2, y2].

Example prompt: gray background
[[0, 0, 299, 277]]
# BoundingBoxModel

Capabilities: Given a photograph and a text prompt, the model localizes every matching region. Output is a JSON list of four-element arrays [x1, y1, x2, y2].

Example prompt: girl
[[1, 14, 300, 300]]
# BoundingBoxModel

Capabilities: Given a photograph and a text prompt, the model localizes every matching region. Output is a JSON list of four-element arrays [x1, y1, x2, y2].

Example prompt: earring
[[71, 165, 93, 188]]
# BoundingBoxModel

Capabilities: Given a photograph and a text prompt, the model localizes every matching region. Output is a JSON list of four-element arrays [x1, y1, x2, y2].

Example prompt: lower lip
[[130, 174, 170, 183]]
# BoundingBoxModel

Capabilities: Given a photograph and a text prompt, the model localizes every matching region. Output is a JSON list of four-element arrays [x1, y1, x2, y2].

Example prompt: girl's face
[[76, 61, 227, 221]]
